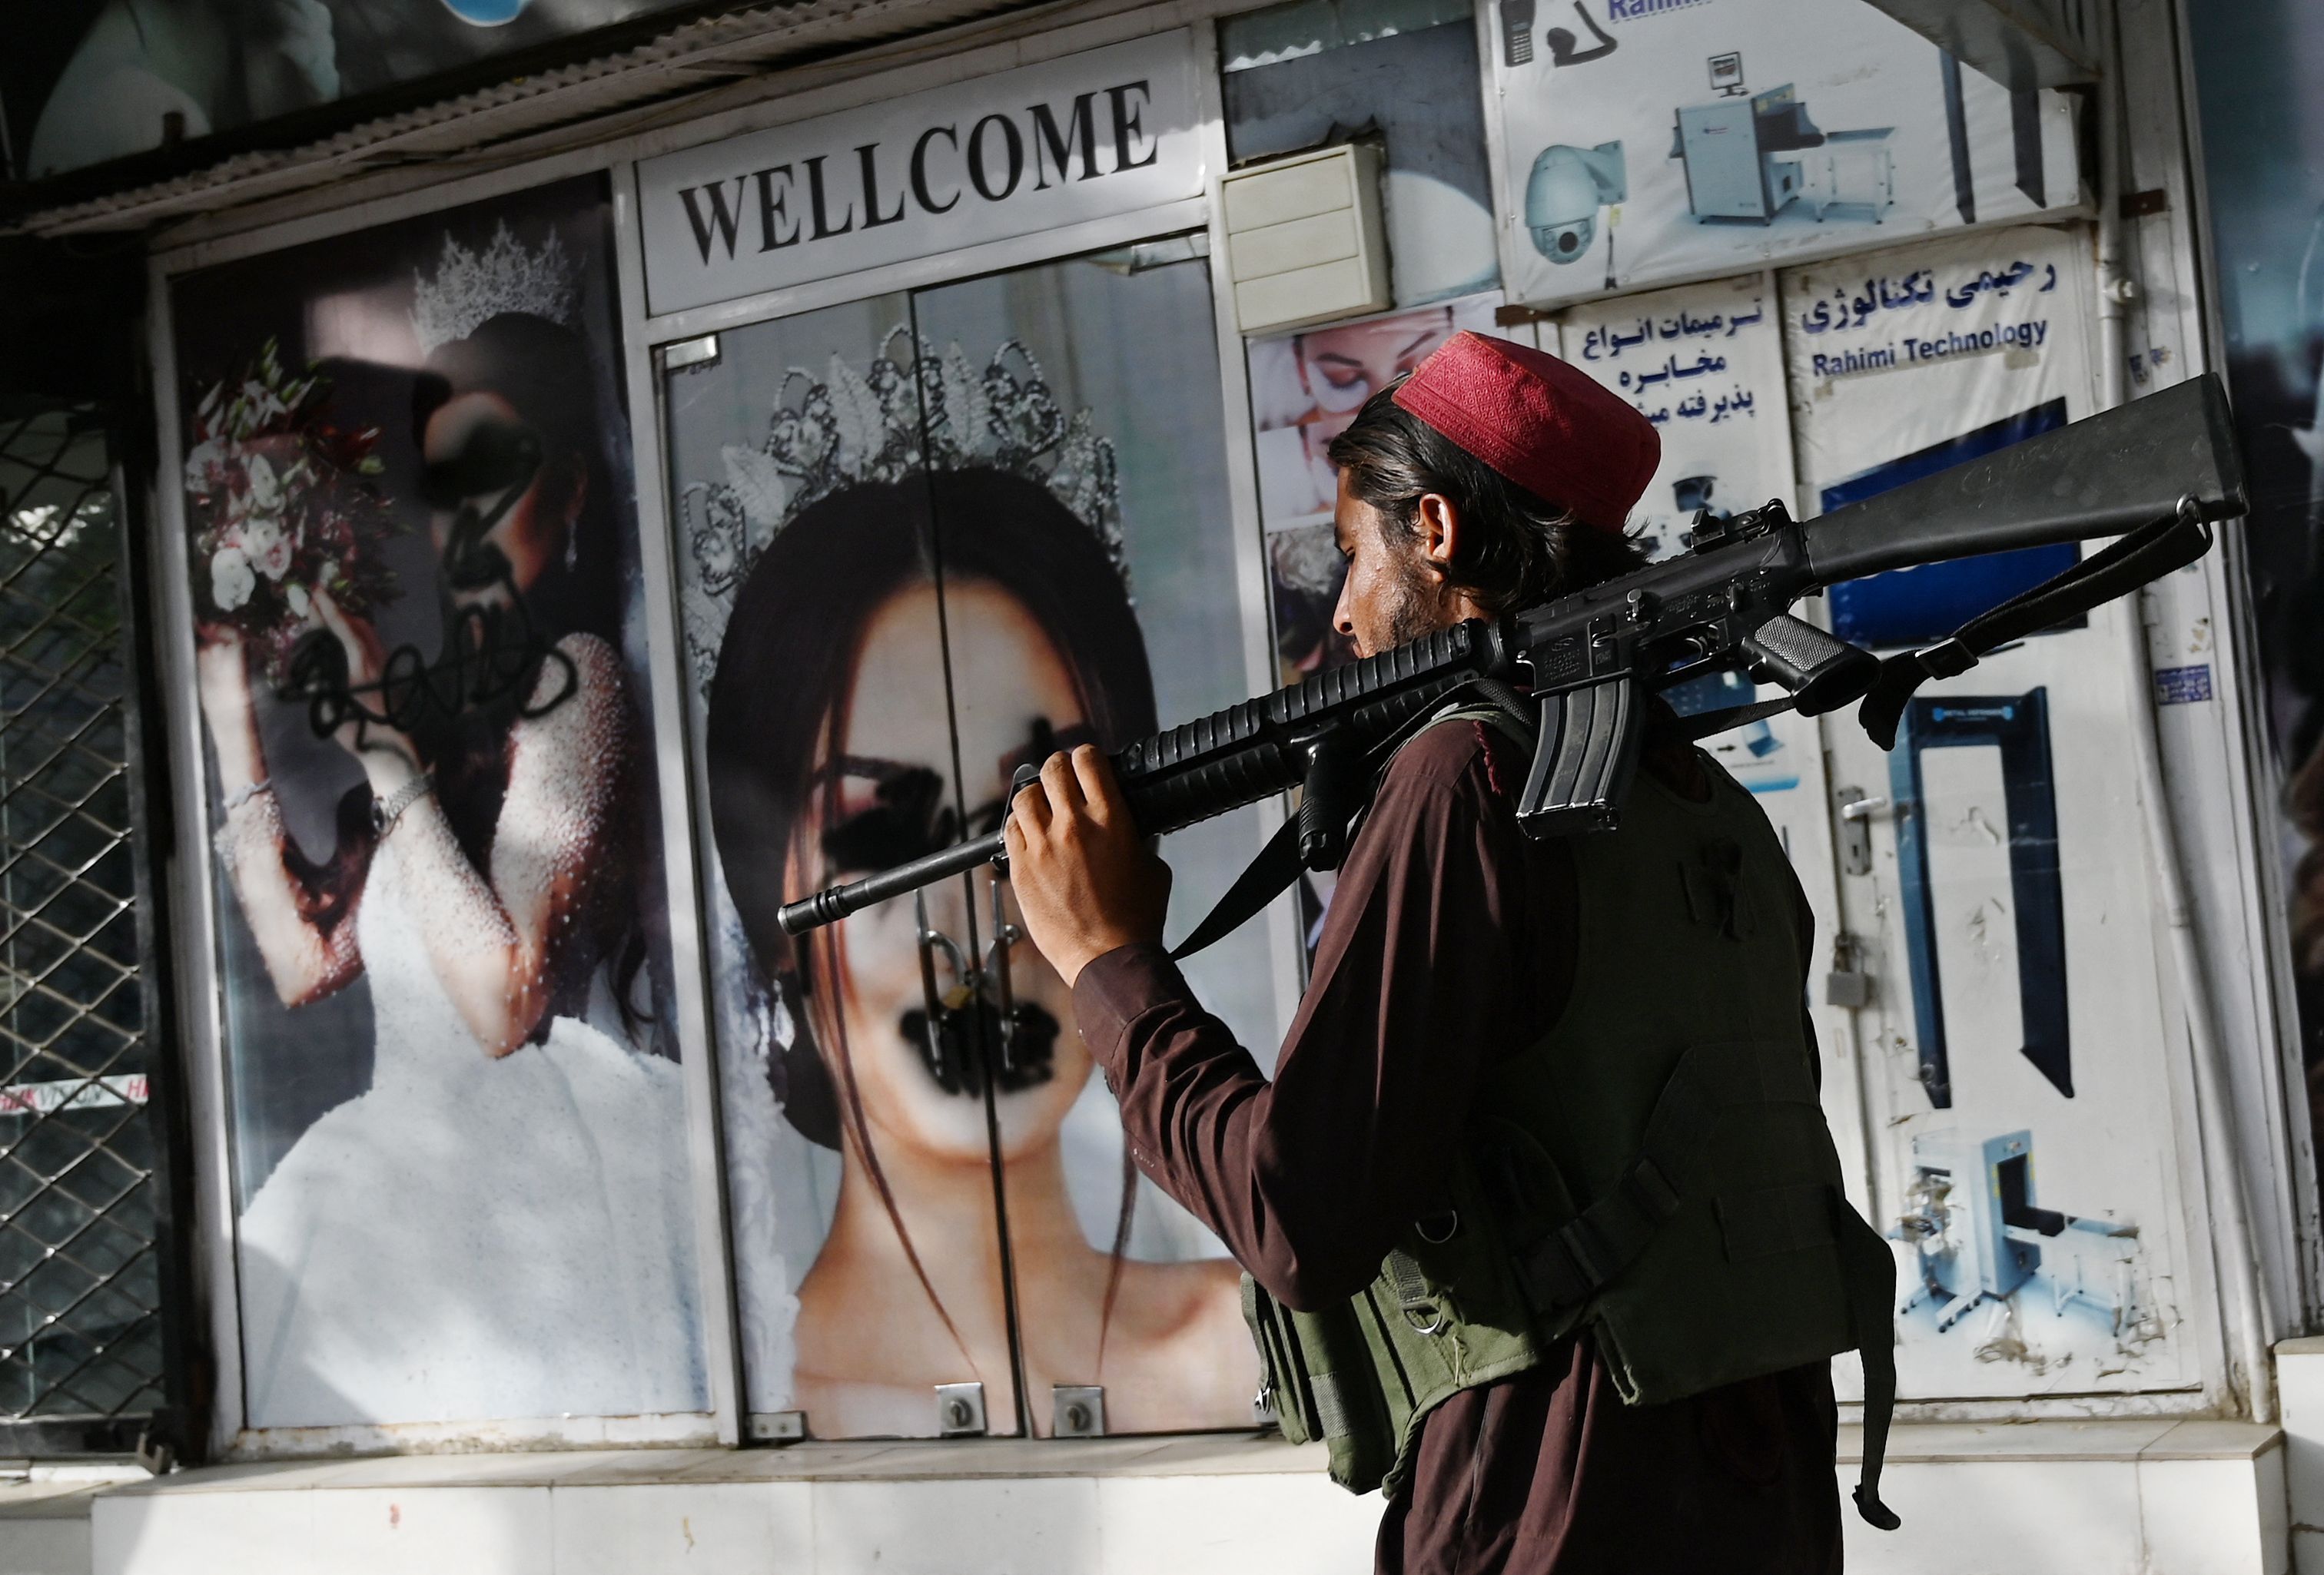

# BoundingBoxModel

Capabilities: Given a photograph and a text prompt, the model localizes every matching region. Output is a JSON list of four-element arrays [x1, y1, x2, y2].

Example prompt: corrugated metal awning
[[9, 0, 1043, 240]]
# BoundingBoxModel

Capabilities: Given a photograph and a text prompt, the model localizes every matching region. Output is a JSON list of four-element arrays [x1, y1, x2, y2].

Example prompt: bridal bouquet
[[184, 338, 403, 681]]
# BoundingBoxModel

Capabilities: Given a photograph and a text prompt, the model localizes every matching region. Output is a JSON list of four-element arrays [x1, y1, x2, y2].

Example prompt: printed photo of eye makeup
[[1244, 293, 1502, 682]]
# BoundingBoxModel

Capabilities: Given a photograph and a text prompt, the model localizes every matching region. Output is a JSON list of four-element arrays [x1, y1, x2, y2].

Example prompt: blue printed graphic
[[1824, 399, 2080, 650]]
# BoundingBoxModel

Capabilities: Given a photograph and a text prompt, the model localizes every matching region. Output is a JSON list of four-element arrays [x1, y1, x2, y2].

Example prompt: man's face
[[1330, 469, 1453, 658]]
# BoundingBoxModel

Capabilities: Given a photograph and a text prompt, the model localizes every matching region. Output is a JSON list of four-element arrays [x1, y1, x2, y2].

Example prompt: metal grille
[[0, 409, 164, 1435]]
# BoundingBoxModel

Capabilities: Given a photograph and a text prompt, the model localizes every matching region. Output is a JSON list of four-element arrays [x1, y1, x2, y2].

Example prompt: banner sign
[[1559, 270, 1787, 562], [1571, 274, 1803, 790], [9, 2, 706, 182], [1560, 272, 1802, 794], [639, 32, 1204, 315], [1791, 226, 2196, 1401], [1486, 0, 2082, 310], [1781, 224, 2094, 649]]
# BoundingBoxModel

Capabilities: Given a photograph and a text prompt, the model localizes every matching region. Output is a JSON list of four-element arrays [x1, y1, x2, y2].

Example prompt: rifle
[[777, 373, 2246, 942]]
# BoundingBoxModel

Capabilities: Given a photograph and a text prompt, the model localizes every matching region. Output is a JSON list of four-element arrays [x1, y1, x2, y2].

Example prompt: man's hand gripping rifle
[[778, 373, 2246, 943]]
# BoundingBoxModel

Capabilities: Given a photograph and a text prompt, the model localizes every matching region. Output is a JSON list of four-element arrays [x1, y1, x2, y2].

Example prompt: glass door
[[663, 240, 1272, 1439]]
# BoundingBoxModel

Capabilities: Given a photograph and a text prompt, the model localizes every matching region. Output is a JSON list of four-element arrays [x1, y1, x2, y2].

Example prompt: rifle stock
[[1799, 373, 2245, 582], [777, 373, 2247, 939]]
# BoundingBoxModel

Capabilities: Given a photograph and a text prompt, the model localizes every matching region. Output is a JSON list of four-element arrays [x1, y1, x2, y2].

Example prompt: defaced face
[[796, 577, 1095, 1167], [419, 390, 579, 611]]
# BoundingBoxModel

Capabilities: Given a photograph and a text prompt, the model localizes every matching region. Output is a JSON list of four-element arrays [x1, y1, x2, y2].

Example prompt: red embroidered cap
[[1390, 331, 1658, 533]]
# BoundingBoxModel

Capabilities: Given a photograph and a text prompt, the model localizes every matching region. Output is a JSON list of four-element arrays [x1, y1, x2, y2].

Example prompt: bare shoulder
[[504, 634, 630, 821], [513, 633, 627, 749], [1100, 1255, 1259, 1431], [536, 631, 622, 710]]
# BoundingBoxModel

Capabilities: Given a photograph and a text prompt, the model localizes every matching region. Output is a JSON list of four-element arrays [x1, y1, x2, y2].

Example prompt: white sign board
[[1786, 225, 2199, 1401], [1559, 270, 1787, 562], [1558, 274, 1812, 799], [638, 32, 1206, 315], [1487, 0, 2081, 310]]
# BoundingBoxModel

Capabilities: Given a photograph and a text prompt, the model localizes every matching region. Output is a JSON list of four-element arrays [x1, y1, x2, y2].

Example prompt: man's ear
[[1414, 492, 1460, 575]]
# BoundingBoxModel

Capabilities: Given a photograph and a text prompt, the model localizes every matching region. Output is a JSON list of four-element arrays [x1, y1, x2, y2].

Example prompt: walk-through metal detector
[[1887, 688, 2070, 1107]]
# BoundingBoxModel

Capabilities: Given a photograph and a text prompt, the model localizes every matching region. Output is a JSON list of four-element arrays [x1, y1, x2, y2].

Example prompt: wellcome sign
[[636, 32, 1204, 314]]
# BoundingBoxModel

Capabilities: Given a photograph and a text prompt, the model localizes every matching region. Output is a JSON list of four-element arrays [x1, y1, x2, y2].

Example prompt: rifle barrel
[[776, 830, 1008, 936]]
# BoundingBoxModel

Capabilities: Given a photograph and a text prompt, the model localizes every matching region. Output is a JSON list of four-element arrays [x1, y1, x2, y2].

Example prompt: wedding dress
[[234, 836, 706, 1429]]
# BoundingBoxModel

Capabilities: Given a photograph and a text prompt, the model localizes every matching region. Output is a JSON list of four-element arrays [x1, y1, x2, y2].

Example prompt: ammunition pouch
[[1243, 1039, 1897, 1516]]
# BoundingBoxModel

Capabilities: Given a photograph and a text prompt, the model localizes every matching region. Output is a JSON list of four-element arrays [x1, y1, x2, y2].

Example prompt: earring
[[565, 526, 579, 572]]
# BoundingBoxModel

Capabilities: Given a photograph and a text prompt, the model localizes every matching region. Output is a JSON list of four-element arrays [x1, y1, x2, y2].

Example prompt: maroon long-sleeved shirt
[[1075, 718, 1841, 1574]]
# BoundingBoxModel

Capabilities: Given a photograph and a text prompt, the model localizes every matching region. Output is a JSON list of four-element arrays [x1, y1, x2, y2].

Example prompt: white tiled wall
[[51, 1422, 2291, 1575]]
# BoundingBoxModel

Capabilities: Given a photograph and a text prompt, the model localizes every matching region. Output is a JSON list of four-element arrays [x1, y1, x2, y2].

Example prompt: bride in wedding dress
[[194, 296, 702, 1428]]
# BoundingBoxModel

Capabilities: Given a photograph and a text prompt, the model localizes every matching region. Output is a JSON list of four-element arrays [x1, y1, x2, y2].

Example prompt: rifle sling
[[1170, 814, 1305, 961], [1855, 505, 2213, 749]]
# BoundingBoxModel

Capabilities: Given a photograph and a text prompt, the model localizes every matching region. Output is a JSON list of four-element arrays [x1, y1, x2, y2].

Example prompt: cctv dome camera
[[1526, 142, 1627, 264]]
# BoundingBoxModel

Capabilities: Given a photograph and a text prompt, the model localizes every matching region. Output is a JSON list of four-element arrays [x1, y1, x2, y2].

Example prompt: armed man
[[1003, 332, 1898, 1574]]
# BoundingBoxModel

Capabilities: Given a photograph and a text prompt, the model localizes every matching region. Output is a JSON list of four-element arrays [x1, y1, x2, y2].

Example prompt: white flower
[[182, 439, 226, 492], [211, 548, 255, 612], [241, 380, 287, 425], [285, 582, 312, 620], [246, 453, 282, 512], [241, 516, 291, 581]]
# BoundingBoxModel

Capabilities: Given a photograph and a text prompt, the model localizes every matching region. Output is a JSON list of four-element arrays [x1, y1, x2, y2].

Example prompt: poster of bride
[[171, 174, 707, 1430]]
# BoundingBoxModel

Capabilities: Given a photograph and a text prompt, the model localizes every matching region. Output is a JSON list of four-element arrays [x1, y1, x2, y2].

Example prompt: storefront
[[0, 0, 2314, 1569]]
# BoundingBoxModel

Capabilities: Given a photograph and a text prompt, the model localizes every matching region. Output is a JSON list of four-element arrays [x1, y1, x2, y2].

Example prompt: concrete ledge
[[0, 1472, 144, 1575], [78, 1421, 2290, 1575], [1838, 1417, 2282, 1464]]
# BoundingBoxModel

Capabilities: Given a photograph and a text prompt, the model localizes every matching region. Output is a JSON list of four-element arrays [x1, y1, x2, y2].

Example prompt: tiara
[[410, 222, 580, 356], [678, 327, 1128, 690]]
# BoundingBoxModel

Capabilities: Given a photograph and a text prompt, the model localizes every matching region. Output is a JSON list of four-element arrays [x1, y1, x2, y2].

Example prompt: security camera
[[1672, 472, 1719, 516], [1525, 141, 1627, 263]]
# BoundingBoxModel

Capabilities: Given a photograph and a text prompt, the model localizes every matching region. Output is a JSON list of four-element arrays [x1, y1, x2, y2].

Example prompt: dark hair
[[709, 469, 1155, 979], [706, 466, 1155, 1361], [411, 311, 623, 649], [1326, 376, 1651, 609], [408, 310, 650, 1046]]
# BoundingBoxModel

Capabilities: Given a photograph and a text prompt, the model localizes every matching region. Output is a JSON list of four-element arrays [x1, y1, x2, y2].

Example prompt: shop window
[[666, 243, 1271, 1440], [170, 174, 708, 1434], [1222, 0, 1499, 306]]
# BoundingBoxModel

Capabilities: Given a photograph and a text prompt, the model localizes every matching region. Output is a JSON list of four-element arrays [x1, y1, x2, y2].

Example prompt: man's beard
[[1373, 553, 1445, 653]]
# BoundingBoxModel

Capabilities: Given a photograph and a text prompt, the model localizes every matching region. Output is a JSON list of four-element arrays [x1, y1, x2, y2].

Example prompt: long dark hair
[[707, 466, 1156, 1363], [409, 311, 647, 1043]]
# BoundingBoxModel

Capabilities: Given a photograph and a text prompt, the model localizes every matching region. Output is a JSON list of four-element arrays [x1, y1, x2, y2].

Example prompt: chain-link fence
[[0, 407, 172, 1452]]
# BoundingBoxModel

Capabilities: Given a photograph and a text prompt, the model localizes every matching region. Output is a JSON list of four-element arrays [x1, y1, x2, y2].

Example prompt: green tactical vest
[[1242, 708, 1900, 1529]]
